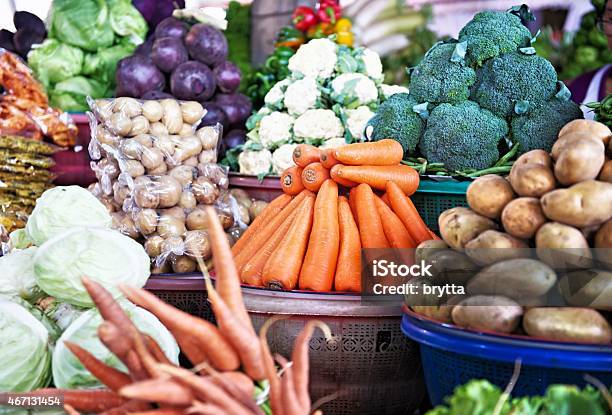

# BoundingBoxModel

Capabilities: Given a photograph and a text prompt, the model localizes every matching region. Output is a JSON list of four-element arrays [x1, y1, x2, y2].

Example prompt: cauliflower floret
[[271, 143, 298, 174], [238, 149, 272, 175], [381, 84, 409, 99], [361, 48, 384, 81], [264, 78, 292, 109], [284, 77, 320, 116], [293, 109, 344, 140], [288, 38, 338, 80], [320, 137, 347, 149], [331, 73, 378, 105], [346, 106, 376, 140], [258, 112, 295, 149]]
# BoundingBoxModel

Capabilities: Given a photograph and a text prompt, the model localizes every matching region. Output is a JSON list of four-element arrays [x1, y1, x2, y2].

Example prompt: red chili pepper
[[292, 6, 318, 32], [317, 1, 341, 25]]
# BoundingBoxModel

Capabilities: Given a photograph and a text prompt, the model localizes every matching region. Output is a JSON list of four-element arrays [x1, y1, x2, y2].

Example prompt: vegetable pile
[[368, 5, 584, 176], [233, 140, 437, 292], [27, 0, 148, 112], [0, 11, 47, 59], [411, 119, 612, 344]]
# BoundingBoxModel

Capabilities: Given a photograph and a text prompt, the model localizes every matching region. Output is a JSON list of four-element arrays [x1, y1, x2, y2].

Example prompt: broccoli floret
[[419, 101, 509, 171], [511, 98, 583, 153], [409, 42, 476, 104], [459, 10, 532, 66], [471, 51, 558, 118], [367, 93, 425, 153]]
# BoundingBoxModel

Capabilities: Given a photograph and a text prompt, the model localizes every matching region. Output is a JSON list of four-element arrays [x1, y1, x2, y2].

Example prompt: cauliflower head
[[293, 109, 344, 140], [331, 73, 379, 106], [320, 137, 347, 149], [381, 84, 409, 99], [284, 77, 320, 116], [271, 143, 298, 174], [238, 149, 272, 175], [288, 38, 338, 80], [346, 106, 376, 141], [360, 48, 384, 81], [264, 78, 292, 109], [258, 112, 295, 149]]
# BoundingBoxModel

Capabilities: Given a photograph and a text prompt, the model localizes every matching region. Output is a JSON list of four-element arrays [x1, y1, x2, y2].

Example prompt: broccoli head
[[511, 98, 583, 153], [367, 93, 425, 154], [471, 51, 558, 119], [459, 10, 532, 66], [419, 101, 509, 171]]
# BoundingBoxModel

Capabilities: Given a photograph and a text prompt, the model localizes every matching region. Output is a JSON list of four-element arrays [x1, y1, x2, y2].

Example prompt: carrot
[[330, 164, 357, 188], [334, 196, 362, 292], [301, 162, 330, 192], [143, 334, 172, 365], [299, 180, 339, 292], [96, 322, 147, 381], [119, 379, 195, 406], [120, 285, 240, 372], [27, 389, 126, 413], [262, 193, 315, 290], [354, 184, 389, 248], [333, 139, 403, 166], [176, 336, 209, 368], [132, 328, 164, 378], [188, 402, 227, 415], [374, 196, 417, 248], [293, 144, 321, 167], [81, 277, 137, 336], [320, 148, 340, 169], [429, 229, 441, 240], [63, 404, 80, 415], [212, 372, 255, 400], [333, 164, 419, 195], [129, 409, 184, 415], [348, 186, 358, 222], [234, 190, 310, 273], [380, 192, 391, 207], [99, 400, 151, 415], [64, 342, 132, 392], [231, 194, 292, 256], [386, 180, 432, 245], [276, 355, 305, 414], [280, 166, 304, 195], [259, 316, 285, 415]]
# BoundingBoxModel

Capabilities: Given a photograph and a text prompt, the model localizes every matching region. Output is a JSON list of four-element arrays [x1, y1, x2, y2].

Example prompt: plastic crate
[[411, 180, 469, 233], [401, 309, 612, 406]]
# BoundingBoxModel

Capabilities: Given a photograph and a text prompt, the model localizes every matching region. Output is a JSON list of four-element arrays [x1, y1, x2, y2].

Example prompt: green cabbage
[[33, 227, 150, 307], [9, 229, 33, 249], [82, 43, 135, 86], [108, 0, 147, 44], [26, 186, 112, 246], [27, 39, 84, 87], [50, 76, 108, 112], [49, 0, 115, 52], [0, 298, 52, 392], [53, 302, 179, 389], [0, 247, 39, 301]]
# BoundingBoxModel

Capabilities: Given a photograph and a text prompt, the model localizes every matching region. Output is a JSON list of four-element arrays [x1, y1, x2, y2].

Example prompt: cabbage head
[[0, 298, 52, 392], [108, 0, 147, 44], [27, 39, 84, 88], [50, 76, 108, 112], [53, 302, 179, 389], [26, 186, 112, 246], [34, 227, 150, 307], [0, 247, 39, 301]]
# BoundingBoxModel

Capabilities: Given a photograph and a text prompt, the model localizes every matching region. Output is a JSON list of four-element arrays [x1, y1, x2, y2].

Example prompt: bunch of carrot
[[234, 140, 438, 293], [24, 207, 328, 415]]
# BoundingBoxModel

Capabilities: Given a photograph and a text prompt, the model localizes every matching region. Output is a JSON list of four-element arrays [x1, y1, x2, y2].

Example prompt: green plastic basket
[[412, 179, 469, 233]]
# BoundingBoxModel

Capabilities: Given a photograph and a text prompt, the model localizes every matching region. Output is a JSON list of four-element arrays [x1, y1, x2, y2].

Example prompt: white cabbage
[[0, 247, 38, 301]]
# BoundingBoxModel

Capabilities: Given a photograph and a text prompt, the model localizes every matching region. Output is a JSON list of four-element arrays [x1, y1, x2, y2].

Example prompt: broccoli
[[458, 10, 532, 66], [367, 93, 425, 154], [409, 42, 476, 104], [511, 98, 583, 153], [419, 101, 509, 171], [471, 51, 558, 118]]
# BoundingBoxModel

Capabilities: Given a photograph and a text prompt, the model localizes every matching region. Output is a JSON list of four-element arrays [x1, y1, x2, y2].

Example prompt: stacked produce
[[27, 0, 148, 112], [0, 11, 47, 59], [411, 119, 612, 344], [20, 210, 324, 415], [368, 5, 584, 176]]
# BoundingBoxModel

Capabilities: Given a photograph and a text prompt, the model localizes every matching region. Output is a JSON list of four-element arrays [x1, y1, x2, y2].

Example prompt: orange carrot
[[354, 184, 389, 248], [348, 187, 358, 222], [374, 196, 417, 248], [428, 229, 441, 240], [299, 180, 339, 292], [81, 277, 137, 336], [320, 148, 340, 169], [64, 342, 132, 392], [301, 162, 330, 192], [386, 181, 432, 245], [260, 321, 283, 415], [213, 372, 255, 399], [333, 164, 419, 195], [99, 400, 151, 415], [280, 166, 304, 195], [231, 194, 292, 256], [26, 389, 126, 413], [333, 139, 403, 166], [188, 402, 227, 415], [330, 164, 357, 188], [380, 192, 391, 207], [143, 335, 172, 365], [129, 409, 183, 415], [334, 196, 362, 292], [96, 321, 147, 381], [293, 144, 321, 167], [276, 355, 304, 414], [119, 379, 194, 406], [262, 193, 315, 290]]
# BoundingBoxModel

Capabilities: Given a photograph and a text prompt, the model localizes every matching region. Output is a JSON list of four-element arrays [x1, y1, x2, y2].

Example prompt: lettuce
[[50, 76, 108, 112], [27, 39, 84, 87]]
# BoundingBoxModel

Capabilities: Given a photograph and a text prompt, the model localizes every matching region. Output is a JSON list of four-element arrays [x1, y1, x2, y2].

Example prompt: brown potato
[[112, 182, 130, 205], [147, 162, 168, 175], [466, 175, 515, 219], [142, 101, 163, 123], [118, 215, 139, 239], [197, 126, 219, 150], [135, 209, 158, 235], [599, 159, 612, 183], [161, 236, 184, 256], [523, 307, 611, 343], [438, 207, 498, 250], [427, 249, 479, 285], [169, 166, 196, 186], [171, 255, 197, 273], [551, 131, 594, 159], [184, 230, 211, 259], [183, 156, 198, 167], [108, 112, 132, 135], [133, 183, 160, 209], [535, 222, 593, 269], [236, 203, 250, 225], [161, 99, 183, 134], [96, 158, 119, 181], [451, 295, 523, 333], [128, 115, 150, 137], [149, 122, 169, 136], [411, 306, 452, 323], [186, 209, 208, 231], [554, 137, 605, 185], [541, 180, 612, 228], [157, 215, 186, 238], [501, 197, 546, 239], [217, 210, 234, 230], [415, 240, 449, 265], [192, 177, 219, 204], [124, 160, 145, 177], [559, 269, 612, 311], [144, 235, 164, 257], [464, 230, 529, 265], [595, 219, 612, 268], [156, 176, 182, 208], [516, 149, 553, 168], [180, 101, 205, 124], [153, 135, 175, 156], [151, 261, 171, 274], [159, 206, 186, 221], [558, 119, 611, 146], [249, 200, 268, 220], [114, 97, 142, 118], [140, 147, 165, 170], [132, 134, 153, 148], [119, 139, 143, 160], [509, 163, 556, 197], [95, 127, 119, 147], [179, 190, 197, 209]]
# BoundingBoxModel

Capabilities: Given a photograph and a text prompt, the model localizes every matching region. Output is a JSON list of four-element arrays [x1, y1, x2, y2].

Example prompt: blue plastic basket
[[401, 310, 612, 406]]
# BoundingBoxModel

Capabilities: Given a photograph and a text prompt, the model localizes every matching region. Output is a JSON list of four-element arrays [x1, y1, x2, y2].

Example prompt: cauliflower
[[238, 149, 272, 175], [381, 84, 409, 99], [258, 111, 295, 149], [361, 48, 384, 81], [284, 77, 320, 116], [320, 137, 347, 149], [346, 106, 376, 141], [331, 73, 379, 105], [271, 143, 298, 174], [293, 109, 344, 140], [288, 38, 338, 80], [264, 78, 292, 109]]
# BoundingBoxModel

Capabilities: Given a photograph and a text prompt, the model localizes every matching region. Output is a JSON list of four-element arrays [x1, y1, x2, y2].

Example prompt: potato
[[140, 147, 165, 170], [142, 101, 163, 123], [551, 131, 593, 159], [595, 219, 612, 268], [151, 261, 171, 274], [509, 163, 556, 197], [411, 305, 452, 323], [198, 150, 216, 164], [559, 269, 612, 311], [467, 258, 556, 300], [133, 175, 151, 186], [438, 207, 498, 250], [427, 249, 479, 285], [119, 138, 143, 160], [181, 101, 205, 124], [176, 136, 203, 161], [149, 122, 169, 136], [192, 177, 219, 204], [184, 230, 211, 259], [171, 255, 197, 273], [155, 176, 182, 208], [197, 126, 219, 150], [95, 127, 119, 147], [501, 197, 546, 239], [523, 307, 611, 343], [161, 99, 183, 134], [464, 230, 529, 265], [147, 162, 168, 175], [124, 160, 145, 177], [179, 190, 197, 209], [153, 135, 175, 156], [112, 182, 130, 205], [128, 115, 150, 137], [535, 222, 593, 269], [110, 211, 125, 229], [466, 175, 514, 219], [199, 163, 228, 187], [558, 119, 611, 146], [135, 209, 158, 235], [451, 295, 523, 333], [108, 112, 132, 136], [186, 209, 207, 230], [169, 166, 196, 186], [554, 137, 605, 185], [118, 215, 139, 239], [249, 200, 268, 220], [159, 206, 186, 221], [95, 157, 120, 181], [513, 149, 552, 168], [415, 240, 449, 265], [161, 236, 185, 256], [183, 156, 198, 167], [95, 99, 113, 120], [178, 123, 193, 137], [230, 188, 251, 203], [217, 210, 234, 230], [132, 133, 153, 148], [541, 180, 612, 228], [599, 159, 612, 183], [144, 235, 164, 257], [133, 183, 160, 209], [157, 215, 186, 238], [114, 97, 142, 118]]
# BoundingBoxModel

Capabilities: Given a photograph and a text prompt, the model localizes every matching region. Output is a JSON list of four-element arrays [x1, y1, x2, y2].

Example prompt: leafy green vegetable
[[50, 76, 108, 112], [82, 42, 135, 86], [27, 39, 84, 87], [50, 0, 115, 52], [108, 0, 147, 44], [0, 247, 39, 302], [225, 1, 251, 90]]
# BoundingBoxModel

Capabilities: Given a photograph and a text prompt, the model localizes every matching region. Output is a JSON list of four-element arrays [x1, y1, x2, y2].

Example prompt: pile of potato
[[412, 119, 612, 344]]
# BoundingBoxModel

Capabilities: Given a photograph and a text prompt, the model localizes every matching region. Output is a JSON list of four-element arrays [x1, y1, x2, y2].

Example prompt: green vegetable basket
[[411, 179, 469, 233]]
